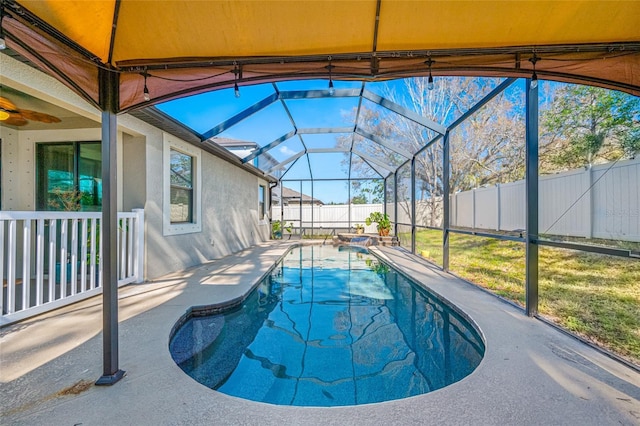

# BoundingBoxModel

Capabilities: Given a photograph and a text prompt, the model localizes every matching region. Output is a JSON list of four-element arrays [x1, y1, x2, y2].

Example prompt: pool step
[[377, 236, 399, 247], [335, 233, 399, 247]]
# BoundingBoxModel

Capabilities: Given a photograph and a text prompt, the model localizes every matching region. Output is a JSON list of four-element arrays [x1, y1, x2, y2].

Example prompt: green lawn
[[411, 229, 640, 366]]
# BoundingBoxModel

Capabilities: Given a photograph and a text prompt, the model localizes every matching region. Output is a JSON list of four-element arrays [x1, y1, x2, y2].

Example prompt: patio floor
[[1, 241, 639, 425]]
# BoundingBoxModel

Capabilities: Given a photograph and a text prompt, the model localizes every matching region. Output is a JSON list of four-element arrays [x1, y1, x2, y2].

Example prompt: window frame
[[35, 141, 102, 212], [163, 133, 202, 236], [169, 149, 194, 224]]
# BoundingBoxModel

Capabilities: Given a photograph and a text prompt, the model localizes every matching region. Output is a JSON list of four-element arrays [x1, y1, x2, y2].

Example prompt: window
[[259, 184, 266, 219], [170, 150, 193, 223], [163, 133, 201, 235], [36, 142, 102, 211]]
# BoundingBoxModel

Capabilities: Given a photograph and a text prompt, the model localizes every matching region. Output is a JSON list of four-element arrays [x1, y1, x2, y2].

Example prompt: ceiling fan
[[0, 96, 61, 126]]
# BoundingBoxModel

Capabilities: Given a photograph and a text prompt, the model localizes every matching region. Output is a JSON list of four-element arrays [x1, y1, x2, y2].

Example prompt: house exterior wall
[[122, 134, 147, 211], [1, 54, 272, 282], [0, 126, 21, 209], [1, 128, 125, 211], [138, 123, 271, 279]]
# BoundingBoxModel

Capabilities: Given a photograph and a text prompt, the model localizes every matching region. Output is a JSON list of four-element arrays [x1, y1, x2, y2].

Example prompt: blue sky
[[157, 80, 364, 135], [157, 79, 383, 203], [157, 77, 551, 204]]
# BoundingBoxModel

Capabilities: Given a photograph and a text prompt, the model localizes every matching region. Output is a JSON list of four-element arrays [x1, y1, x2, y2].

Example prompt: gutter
[[129, 106, 276, 183]]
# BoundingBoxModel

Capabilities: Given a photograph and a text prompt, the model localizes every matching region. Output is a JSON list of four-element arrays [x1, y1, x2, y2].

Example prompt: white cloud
[[279, 146, 296, 156]]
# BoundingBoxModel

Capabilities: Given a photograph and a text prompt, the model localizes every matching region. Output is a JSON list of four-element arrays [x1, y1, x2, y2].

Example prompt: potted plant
[[49, 188, 81, 283], [48, 187, 83, 211], [49, 188, 100, 282], [365, 212, 391, 236], [271, 221, 293, 239], [355, 224, 365, 234]]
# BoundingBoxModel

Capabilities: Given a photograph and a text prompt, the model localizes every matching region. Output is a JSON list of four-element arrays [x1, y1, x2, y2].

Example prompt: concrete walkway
[[1, 242, 639, 425]]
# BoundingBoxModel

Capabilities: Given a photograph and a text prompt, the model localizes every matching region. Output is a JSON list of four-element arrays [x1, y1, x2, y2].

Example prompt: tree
[[449, 93, 525, 190], [621, 127, 640, 158], [350, 194, 367, 204], [541, 84, 640, 170], [350, 179, 384, 204], [339, 77, 525, 227]]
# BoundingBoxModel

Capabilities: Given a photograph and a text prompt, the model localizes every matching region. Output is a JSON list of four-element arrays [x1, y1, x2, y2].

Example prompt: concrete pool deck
[[1, 241, 639, 425]]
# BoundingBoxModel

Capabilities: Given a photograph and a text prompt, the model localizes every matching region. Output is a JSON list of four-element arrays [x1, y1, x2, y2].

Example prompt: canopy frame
[[2, 0, 639, 113]]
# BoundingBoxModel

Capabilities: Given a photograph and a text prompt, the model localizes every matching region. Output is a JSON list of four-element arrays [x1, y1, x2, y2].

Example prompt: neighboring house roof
[[279, 187, 324, 205]]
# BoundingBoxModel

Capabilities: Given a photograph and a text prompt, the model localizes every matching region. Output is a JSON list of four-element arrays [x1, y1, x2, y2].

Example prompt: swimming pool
[[170, 245, 484, 406]]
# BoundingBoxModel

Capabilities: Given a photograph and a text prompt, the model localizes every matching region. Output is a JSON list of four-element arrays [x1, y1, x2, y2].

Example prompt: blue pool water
[[170, 245, 484, 406]]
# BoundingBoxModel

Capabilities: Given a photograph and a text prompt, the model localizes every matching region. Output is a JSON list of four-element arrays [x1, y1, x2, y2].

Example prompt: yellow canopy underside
[[7, 0, 639, 110], [20, 0, 640, 64]]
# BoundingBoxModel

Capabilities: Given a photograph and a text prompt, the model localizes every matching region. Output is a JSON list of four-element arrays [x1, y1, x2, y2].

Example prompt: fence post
[[133, 209, 145, 283], [22, 220, 31, 310], [451, 192, 456, 228], [472, 188, 477, 229], [586, 167, 593, 239], [7, 219, 17, 314], [496, 183, 501, 231], [0, 220, 4, 316]]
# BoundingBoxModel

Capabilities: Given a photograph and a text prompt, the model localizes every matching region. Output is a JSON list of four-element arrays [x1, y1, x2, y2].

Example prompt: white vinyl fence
[[272, 203, 383, 233], [450, 158, 640, 242], [1, 209, 144, 325], [271, 158, 638, 242]]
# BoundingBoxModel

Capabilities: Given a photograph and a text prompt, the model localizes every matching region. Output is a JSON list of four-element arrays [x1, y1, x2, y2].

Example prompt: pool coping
[[1, 241, 639, 425], [167, 242, 298, 349], [369, 246, 488, 354]]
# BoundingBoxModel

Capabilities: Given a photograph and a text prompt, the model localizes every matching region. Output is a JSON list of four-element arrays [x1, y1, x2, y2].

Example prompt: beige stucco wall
[[122, 134, 147, 211], [0, 126, 22, 210], [142, 135, 271, 278], [1, 54, 271, 281], [136, 120, 271, 279], [1, 128, 124, 211]]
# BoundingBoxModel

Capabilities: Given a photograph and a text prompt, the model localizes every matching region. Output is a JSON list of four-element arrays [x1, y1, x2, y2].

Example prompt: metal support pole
[[348, 180, 352, 231], [383, 176, 388, 216], [525, 79, 539, 316], [96, 67, 125, 385], [279, 180, 284, 236], [394, 172, 398, 236], [411, 156, 416, 254], [442, 131, 450, 272]]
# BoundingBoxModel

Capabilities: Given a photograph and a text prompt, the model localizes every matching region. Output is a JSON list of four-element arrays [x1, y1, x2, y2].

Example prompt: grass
[[411, 229, 640, 366]]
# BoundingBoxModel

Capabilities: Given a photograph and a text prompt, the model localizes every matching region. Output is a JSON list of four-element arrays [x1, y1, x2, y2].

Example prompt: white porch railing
[[1, 209, 144, 325]]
